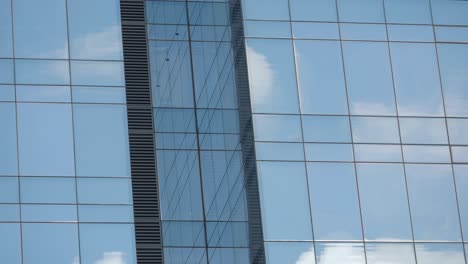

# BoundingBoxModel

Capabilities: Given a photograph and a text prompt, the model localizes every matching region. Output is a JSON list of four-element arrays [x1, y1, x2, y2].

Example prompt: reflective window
[[343, 42, 396, 115], [406, 165, 462, 241], [208, 248, 249, 264], [399, 118, 448, 144], [206, 221, 248, 247], [256, 142, 304, 161], [68, 0, 123, 60], [164, 248, 207, 264], [357, 164, 412, 241], [366, 243, 415, 264], [154, 108, 196, 133], [0, 177, 19, 203], [253, 114, 302, 142], [72, 87, 126, 104], [79, 205, 134, 223], [0, 85, 14, 101], [188, 2, 229, 26], [257, 162, 313, 240], [16, 86, 71, 103], [415, 243, 466, 264], [23, 224, 79, 264], [0, 205, 19, 222], [17, 103, 75, 176], [438, 44, 468, 117], [146, 1, 187, 25], [197, 109, 239, 134], [448, 118, 468, 145], [265, 242, 315, 264], [20, 177, 76, 204], [452, 147, 468, 163], [295, 40, 348, 115], [302, 116, 351, 143], [77, 178, 132, 205], [246, 39, 299, 114], [308, 163, 362, 240], [305, 143, 354, 162], [289, 0, 337, 22], [337, 0, 384, 23], [0, 103, 17, 175], [71, 61, 125, 86], [0, 59, 14, 84], [431, 1, 468, 26], [15, 60, 70, 85], [13, 0, 68, 59], [454, 166, 468, 240], [354, 144, 402, 163], [384, 0, 430, 24], [0, 224, 22, 264], [21, 205, 77, 222], [403, 145, 451, 163], [245, 21, 291, 38], [387, 25, 434, 42], [241, 0, 289, 20], [74, 104, 130, 177], [315, 243, 365, 264], [292, 22, 339, 40], [79, 224, 137, 264], [340, 23, 387, 41], [0, 0, 13, 57], [162, 221, 205, 247], [435, 27, 468, 43], [351, 117, 400, 144], [391, 43, 444, 116]]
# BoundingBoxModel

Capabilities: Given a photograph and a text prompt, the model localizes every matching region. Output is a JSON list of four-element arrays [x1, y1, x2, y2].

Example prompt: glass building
[[1, 0, 468, 263]]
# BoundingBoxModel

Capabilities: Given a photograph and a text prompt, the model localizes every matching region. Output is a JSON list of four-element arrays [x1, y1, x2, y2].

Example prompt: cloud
[[71, 26, 123, 60], [95, 252, 127, 264], [245, 45, 275, 109], [351, 102, 395, 116]]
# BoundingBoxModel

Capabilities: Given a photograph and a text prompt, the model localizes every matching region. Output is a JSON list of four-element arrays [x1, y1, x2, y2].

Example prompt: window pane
[[391, 43, 444, 116], [308, 163, 362, 240], [351, 117, 400, 144], [73, 104, 130, 177], [0, 0, 13, 57], [0, 85, 15, 101], [343, 42, 396, 115], [354, 144, 402, 163], [357, 164, 412, 241], [71, 61, 125, 86], [305, 143, 354, 162], [366, 243, 415, 264], [454, 166, 468, 240], [337, 0, 384, 23], [13, 0, 68, 59], [0, 205, 19, 222], [0, 224, 21, 263], [21, 205, 77, 222], [0, 177, 19, 203], [0, 59, 14, 84], [448, 118, 468, 145], [384, 0, 431, 24], [315, 243, 365, 264], [403, 145, 451, 163], [265, 242, 315, 264], [79, 205, 134, 223], [0, 103, 17, 175], [245, 21, 291, 38], [435, 27, 468, 43], [79, 224, 137, 264], [253, 114, 302, 142], [16, 86, 71, 103], [452, 147, 468, 163], [23, 224, 79, 264], [387, 25, 434, 42], [255, 142, 304, 161], [18, 103, 75, 176], [340, 23, 387, 41], [302, 116, 351, 143], [415, 243, 466, 264], [432, 1, 468, 26], [68, 0, 123, 60], [438, 44, 468, 117], [77, 178, 132, 205], [406, 165, 462, 241], [292, 22, 339, 40], [15, 60, 70, 85], [72, 87, 126, 104], [20, 177, 76, 204], [246, 39, 299, 114], [257, 162, 313, 240], [164, 248, 207, 264], [162, 221, 205, 247], [146, 1, 187, 25], [241, 0, 289, 20], [289, 0, 337, 22], [399, 118, 448, 144], [295, 40, 348, 115]]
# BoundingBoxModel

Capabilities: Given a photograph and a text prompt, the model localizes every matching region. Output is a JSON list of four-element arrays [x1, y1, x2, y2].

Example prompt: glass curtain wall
[[146, 0, 251, 263], [242, 0, 468, 263], [0, 0, 137, 263]]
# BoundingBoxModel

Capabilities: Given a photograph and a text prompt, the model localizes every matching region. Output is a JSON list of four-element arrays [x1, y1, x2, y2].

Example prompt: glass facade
[[243, 0, 468, 263]]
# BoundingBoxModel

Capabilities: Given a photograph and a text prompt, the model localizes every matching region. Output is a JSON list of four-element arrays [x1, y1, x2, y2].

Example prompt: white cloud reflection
[[95, 252, 127, 264], [245, 45, 275, 108]]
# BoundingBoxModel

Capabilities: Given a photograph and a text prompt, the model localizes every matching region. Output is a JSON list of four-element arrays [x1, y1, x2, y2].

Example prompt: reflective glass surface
[[0, 224, 22, 263], [0, 0, 13, 57], [0, 103, 17, 175], [315, 243, 365, 264], [366, 243, 416, 264], [289, 0, 337, 22], [20, 177, 76, 204], [415, 243, 466, 264], [265, 242, 315, 264]]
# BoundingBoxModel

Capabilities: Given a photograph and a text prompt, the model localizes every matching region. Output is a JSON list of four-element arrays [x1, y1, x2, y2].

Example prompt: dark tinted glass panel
[[164, 248, 207, 264], [0, 103, 17, 175], [162, 221, 205, 247], [0, 224, 22, 263], [68, 0, 123, 60], [17, 103, 75, 176], [13, 0, 68, 59]]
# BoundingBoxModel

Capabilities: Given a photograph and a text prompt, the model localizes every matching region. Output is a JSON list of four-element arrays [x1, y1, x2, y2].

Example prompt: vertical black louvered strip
[[229, 0, 266, 263], [120, 0, 163, 263]]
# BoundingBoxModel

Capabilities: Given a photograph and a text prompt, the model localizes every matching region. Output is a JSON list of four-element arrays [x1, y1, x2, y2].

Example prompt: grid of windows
[[243, 0, 468, 263], [0, 0, 136, 263]]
